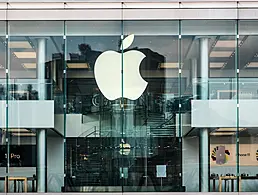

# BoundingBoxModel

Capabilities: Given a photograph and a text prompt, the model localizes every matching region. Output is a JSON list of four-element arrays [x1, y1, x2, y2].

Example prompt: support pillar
[[199, 38, 209, 100], [37, 129, 46, 192], [198, 38, 210, 192], [36, 38, 47, 192], [37, 38, 46, 100], [191, 58, 197, 100]]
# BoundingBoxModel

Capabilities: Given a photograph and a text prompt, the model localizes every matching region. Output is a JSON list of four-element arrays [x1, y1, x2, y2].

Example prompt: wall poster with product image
[[210, 144, 258, 166]]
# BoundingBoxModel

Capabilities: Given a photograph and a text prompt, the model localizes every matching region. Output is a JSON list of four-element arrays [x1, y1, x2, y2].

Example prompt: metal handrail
[[85, 129, 98, 137], [78, 126, 97, 137]]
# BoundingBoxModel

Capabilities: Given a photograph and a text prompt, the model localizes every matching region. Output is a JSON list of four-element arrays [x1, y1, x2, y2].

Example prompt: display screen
[[0, 145, 36, 167]]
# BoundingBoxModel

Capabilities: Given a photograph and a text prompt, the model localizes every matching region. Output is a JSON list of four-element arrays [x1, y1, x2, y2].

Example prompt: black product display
[[0, 145, 36, 167]]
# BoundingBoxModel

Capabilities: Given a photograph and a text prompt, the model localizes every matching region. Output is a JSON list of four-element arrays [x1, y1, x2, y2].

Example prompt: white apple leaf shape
[[120, 34, 134, 50]]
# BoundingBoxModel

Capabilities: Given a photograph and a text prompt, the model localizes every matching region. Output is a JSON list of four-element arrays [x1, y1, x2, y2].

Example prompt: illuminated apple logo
[[119, 143, 131, 156], [94, 34, 148, 100]]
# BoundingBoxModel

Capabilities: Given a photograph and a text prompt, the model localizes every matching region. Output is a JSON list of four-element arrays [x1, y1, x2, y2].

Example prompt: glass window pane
[[122, 20, 181, 192], [64, 21, 122, 192], [0, 21, 6, 193], [7, 21, 64, 193], [239, 20, 258, 192], [181, 20, 238, 192], [181, 20, 236, 35]]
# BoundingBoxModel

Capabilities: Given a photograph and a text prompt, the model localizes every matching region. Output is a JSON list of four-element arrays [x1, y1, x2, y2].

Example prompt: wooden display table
[[218, 176, 241, 192], [5, 176, 28, 192]]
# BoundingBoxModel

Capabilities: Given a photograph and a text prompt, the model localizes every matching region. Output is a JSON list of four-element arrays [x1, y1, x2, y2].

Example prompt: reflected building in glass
[[1, 1, 258, 194]]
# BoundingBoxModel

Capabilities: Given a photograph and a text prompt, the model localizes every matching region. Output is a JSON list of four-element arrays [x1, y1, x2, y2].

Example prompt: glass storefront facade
[[1, 5, 258, 193]]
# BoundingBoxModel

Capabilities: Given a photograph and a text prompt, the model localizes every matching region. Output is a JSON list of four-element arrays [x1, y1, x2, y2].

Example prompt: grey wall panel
[[182, 136, 199, 192], [0, 1, 257, 21], [239, 100, 258, 127], [192, 100, 237, 127], [239, 9, 258, 19], [192, 100, 258, 127], [6, 9, 122, 20], [0, 10, 5, 21], [1, 8, 238, 21], [47, 136, 64, 192], [0, 100, 54, 128], [178, 9, 237, 19]]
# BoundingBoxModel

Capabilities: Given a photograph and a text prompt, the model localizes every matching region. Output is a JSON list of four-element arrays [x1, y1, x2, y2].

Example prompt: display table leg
[[219, 177, 222, 192]]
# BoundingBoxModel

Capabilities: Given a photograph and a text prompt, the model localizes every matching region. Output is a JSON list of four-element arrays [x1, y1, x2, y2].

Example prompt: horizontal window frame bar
[[1, 1, 258, 9]]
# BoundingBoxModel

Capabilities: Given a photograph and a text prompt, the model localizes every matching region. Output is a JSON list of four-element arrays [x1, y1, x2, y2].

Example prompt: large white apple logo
[[94, 34, 148, 101]]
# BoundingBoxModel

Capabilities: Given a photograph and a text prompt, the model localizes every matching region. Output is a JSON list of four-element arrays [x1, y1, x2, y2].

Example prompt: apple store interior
[[1, 19, 258, 193]]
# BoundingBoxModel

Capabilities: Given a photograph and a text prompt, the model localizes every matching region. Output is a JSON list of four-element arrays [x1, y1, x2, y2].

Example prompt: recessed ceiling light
[[8, 41, 32, 49], [210, 132, 235, 136], [246, 62, 258, 68], [12, 133, 35, 136], [159, 63, 183, 69], [23, 63, 36, 69], [210, 51, 233, 58], [216, 127, 246, 132], [9, 90, 29, 95], [214, 40, 237, 48], [13, 52, 36, 59], [210, 62, 225, 68], [2, 128, 29, 133], [67, 63, 89, 69]]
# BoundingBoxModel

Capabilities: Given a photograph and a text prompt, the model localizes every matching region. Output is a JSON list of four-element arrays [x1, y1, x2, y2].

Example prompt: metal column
[[36, 129, 46, 192], [37, 38, 46, 100], [191, 58, 197, 100], [199, 38, 210, 192], [199, 38, 209, 100], [36, 38, 47, 192]]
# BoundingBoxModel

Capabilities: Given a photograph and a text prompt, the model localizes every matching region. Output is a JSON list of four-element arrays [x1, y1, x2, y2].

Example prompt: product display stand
[[218, 176, 241, 192], [5, 176, 28, 192]]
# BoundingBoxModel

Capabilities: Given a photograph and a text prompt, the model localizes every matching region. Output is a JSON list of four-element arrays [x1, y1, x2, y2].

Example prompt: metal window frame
[[0, 1, 257, 20]]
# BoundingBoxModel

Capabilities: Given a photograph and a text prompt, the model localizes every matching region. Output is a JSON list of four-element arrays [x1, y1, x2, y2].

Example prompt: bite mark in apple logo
[[94, 34, 148, 101]]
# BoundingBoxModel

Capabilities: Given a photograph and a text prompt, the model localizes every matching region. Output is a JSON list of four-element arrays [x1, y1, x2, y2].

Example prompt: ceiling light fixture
[[13, 52, 36, 59], [210, 51, 233, 58], [210, 62, 225, 68], [12, 133, 35, 136], [210, 132, 236, 136], [216, 127, 246, 132], [67, 63, 89, 69], [23, 63, 36, 69], [159, 62, 183, 69], [214, 40, 237, 48], [2, 128, 29, 133], [8, 41, 32, 49], [246, 62, 258, 68]]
